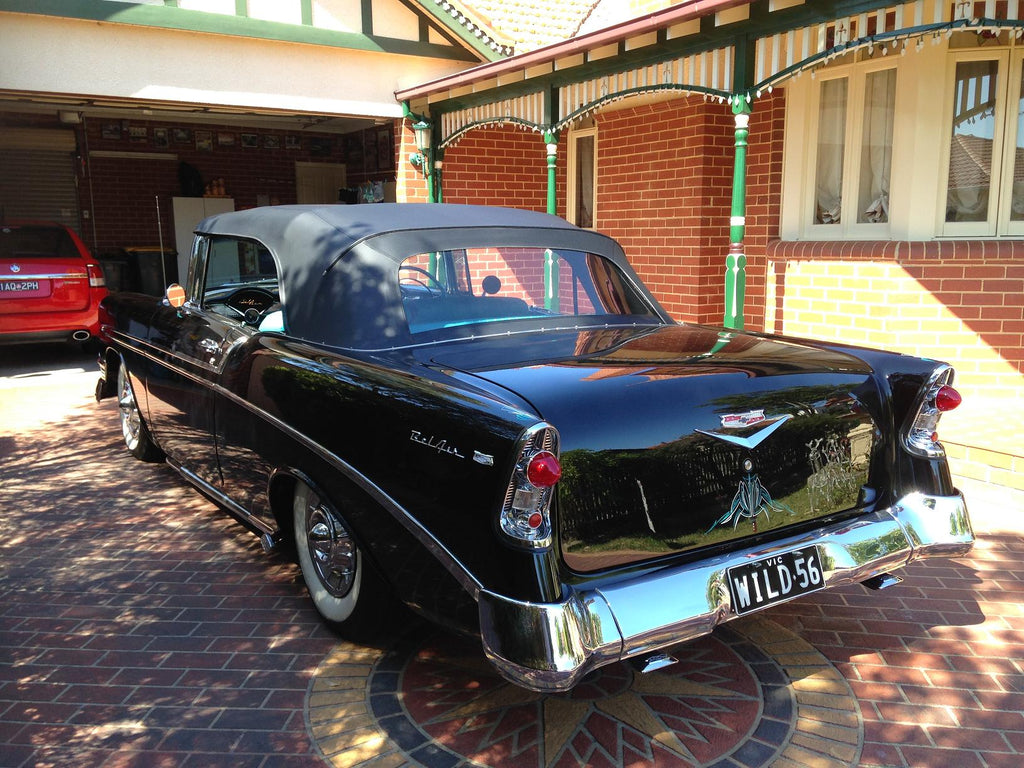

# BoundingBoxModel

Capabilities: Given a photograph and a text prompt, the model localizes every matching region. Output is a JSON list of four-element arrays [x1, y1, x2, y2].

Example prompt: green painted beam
[[0, 0, 479, 62]]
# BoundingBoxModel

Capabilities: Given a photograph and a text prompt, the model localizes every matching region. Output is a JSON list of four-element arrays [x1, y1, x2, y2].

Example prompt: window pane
[[1011, 68, 1024, 221], [815, 78, 848, 224], [858, 69, 896, 223], [400, 247, 656, 335], [574, 135, 595, 228], [946, 60, 998, 222]]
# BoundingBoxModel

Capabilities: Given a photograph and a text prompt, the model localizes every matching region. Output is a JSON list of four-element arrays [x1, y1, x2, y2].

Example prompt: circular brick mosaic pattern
[[307, 617, 863, 768]]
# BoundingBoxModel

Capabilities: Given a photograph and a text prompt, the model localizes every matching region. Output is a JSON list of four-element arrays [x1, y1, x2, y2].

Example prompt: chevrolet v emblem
[[696, 414, 793, 450]]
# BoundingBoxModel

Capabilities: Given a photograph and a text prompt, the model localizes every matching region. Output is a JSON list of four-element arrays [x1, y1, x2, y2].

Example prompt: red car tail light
[[87, 263, 106, 288], [526, 450, 561, 488], [934, 385, 961, 413], [499, 424, 561, 548], [903, 367, 960, 458]]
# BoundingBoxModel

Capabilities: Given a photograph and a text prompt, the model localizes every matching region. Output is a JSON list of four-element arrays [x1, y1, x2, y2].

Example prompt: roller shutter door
[[0, 129, 79, 233]]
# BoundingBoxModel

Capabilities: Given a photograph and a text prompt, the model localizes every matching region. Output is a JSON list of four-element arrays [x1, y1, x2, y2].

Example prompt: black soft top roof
[[194, 203, 663, 349]]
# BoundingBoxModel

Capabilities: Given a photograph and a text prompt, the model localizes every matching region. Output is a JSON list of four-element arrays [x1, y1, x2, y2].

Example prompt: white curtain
[[859, 69, 896, 223], [815, 78, 848, 224]]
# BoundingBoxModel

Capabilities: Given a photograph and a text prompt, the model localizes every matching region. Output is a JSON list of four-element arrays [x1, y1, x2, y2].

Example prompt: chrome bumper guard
[[479, 491, 973, 692]]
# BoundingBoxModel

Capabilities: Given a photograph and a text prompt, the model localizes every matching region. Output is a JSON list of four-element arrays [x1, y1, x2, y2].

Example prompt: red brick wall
[[433, 94, 787, 328], [441, 126, 562, 213], [596, 100, 732, 324]]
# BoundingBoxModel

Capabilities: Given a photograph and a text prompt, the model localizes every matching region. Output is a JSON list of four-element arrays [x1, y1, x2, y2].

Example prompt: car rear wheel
[[293, 480, 383, 632], [116, 362, 164, 462]]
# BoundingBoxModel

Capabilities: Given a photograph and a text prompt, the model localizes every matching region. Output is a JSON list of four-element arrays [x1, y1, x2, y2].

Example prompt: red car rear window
[[0, 226, 80, 260]]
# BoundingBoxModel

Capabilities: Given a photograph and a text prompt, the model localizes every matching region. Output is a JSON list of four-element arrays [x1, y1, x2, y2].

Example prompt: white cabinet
[[171, 196, 234, 284]]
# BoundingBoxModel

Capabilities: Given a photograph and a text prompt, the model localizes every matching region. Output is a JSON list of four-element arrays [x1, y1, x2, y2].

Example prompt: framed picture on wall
[[129, 126, 148, 143], [377, 127, 392, 170], [309, 137, 332, 156], [241, 133, 258, 148], [217, 132, 236, 147], [263, 135, 280, 149], [195, 131, 213, 151], [364, 130, 377, 173], [154, 128, 169, 148], [285, 135, 301, 150], [101, 123, 121, 140], [172, 128, 192, 144]]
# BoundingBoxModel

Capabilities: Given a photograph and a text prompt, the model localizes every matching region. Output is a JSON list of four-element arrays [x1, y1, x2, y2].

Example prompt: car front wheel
[[116, 362, 163, 462], [292, 480, 383, 632]]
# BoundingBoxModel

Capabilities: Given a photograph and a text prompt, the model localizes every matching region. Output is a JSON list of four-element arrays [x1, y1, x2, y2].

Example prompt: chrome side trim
[[0, 272, 86, 281], [479, 490, 973, 692], [169, 459, 275, 536], [110, 329, 487, 599]]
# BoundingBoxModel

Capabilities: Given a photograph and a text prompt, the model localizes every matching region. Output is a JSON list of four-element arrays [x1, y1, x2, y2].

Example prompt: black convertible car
[[96, 203, 973, 691]]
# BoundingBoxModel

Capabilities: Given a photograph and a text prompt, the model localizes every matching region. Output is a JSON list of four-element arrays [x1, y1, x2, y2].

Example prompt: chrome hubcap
[[305, 498, 356, 598], [117, 367, 141, 451]]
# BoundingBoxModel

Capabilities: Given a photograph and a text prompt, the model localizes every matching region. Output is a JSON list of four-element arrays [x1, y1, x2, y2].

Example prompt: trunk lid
[[433, 324, 882, 573], [0, 224, 90, 314]]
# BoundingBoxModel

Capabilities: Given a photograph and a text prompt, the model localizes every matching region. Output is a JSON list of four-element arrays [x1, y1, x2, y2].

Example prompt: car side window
[[199, 236, 283, 331]]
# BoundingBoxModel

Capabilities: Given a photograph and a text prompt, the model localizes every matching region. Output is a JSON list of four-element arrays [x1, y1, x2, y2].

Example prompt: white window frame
[[803, 58, 898, 240], [566, 125, 598, 229], [938, 48, 1024, 237]]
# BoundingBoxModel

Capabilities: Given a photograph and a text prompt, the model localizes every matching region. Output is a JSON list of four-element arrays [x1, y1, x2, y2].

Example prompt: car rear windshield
[[400, 247, 658, 334], [0, 226, 80, 260]]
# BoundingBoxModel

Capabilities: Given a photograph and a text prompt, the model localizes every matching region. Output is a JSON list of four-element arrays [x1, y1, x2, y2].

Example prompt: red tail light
[[527, 451, 561, 488], [935, 385, 961, 412], [499, 424, 560, 548], [87, 263, 106, 288], [903, 367, 959, 459]]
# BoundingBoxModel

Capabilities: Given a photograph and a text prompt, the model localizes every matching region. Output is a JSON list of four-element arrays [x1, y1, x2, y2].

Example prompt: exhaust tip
[[862, 572, 903, 591], [631, 652, 679, 674], [72, 330, 91, 342]]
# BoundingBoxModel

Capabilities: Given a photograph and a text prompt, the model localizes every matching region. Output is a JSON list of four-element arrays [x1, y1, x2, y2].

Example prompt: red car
[[0, 221, 107, 345]]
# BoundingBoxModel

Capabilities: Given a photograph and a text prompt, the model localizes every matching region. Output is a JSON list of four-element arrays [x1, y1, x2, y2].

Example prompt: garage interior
[[0, 99, 398, 292]]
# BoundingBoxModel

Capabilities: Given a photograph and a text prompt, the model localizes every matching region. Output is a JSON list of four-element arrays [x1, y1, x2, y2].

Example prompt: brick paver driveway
[[2, 346, 1023, 768]]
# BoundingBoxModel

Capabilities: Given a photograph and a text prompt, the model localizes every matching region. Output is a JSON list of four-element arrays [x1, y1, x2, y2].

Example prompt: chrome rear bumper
[[478, 491, 973, 692]]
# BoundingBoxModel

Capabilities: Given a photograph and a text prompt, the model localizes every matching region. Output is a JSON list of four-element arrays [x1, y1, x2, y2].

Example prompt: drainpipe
[[543, 131, 560, 311], [724, 98, 751, 330]]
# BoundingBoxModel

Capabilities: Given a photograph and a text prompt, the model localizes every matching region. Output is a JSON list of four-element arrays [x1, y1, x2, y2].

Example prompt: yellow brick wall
[[764, 254, 1024, 489]]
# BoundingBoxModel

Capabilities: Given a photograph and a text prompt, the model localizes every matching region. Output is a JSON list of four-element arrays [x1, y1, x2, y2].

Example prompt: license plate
[[727, 545, 825, 615], [0, 280, 41, 294]]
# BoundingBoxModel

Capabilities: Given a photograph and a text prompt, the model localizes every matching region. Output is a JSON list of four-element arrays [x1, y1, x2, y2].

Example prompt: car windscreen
[[399, 247, 659, 335], [0, 226, 80, 260]]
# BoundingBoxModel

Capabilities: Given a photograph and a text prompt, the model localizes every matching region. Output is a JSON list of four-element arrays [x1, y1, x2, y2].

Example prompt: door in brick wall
[[295, 162, 347, 204]]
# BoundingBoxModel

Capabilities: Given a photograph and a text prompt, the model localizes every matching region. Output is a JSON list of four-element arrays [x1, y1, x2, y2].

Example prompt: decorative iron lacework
[[753, 0, 1024, 95], [556, 46, 735, 129], [438, 48, 734, 147], [436, 0, 1024, 145], [440, 92, 547, 147]]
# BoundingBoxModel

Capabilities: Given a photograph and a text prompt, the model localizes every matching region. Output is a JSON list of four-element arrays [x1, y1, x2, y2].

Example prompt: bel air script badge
[[409, 430, 465, 459]]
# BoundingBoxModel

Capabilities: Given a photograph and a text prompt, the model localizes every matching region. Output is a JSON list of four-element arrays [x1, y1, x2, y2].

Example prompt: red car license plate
[[727, 545, 825, 615], [0, 280, 42, 295]]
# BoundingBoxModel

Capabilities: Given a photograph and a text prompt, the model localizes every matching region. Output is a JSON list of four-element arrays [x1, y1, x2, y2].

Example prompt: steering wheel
[[399, 265, 444, 296], [224, 287, 279, 325]]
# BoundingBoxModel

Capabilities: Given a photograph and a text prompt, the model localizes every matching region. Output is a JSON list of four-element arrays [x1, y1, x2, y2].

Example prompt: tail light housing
[[902, 366, 960, 458], [499, 423, 561, 549], [87, 263, 106, 288]]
